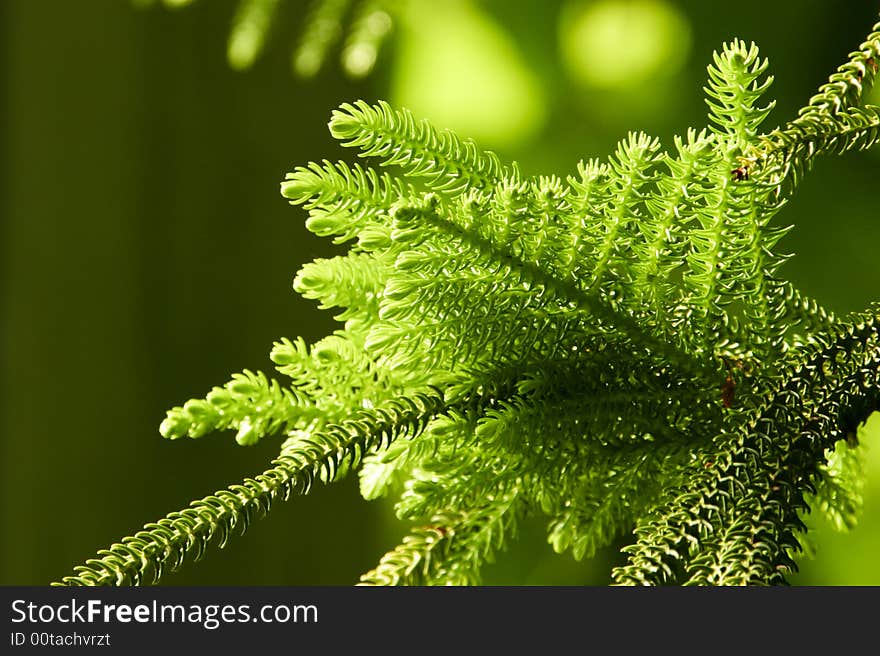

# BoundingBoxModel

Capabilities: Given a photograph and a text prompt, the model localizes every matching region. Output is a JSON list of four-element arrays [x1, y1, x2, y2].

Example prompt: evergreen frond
[[328, 100, 520, 193], [382, 196, 708, 380], [704, 40, 775, 146], [269, 330, 388, 423], [68, 13, 880, 587], [293, 252, 387, 325], [760, 104, 880, 190], [546, 444, 683, 562], [808, 440, 866, 533], [799, 17, 880, 118], [281, 159, 415, 244], [360, 490, 524, 586], [612, 309, 880, 586], [682, 39, 790, 363], [58, 390, 448, 585], [631, 128, 713, 330], [581, 131, 663, 294], [160, 369, 305, 445]]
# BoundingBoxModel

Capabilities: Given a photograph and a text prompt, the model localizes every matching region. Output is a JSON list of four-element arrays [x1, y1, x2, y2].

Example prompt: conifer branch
[[612, 308, 880, 586], [56, 390, 447, 585], [359, 489, 524, 586], [328, 100, 521, 193], [800, 17, 880, 119], [71, 10, 880, 586]]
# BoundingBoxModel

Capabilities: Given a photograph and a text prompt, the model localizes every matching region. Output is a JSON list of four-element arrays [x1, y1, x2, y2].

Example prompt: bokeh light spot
[[559, 0, 692, 89], [390, 0, 545, 149]]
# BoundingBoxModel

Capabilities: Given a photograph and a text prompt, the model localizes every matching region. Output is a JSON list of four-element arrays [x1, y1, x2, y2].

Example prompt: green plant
[[56, 14, 880, 586]]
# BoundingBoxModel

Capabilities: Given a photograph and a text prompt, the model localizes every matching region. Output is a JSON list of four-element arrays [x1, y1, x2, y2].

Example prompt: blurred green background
[[2, 0, 879, 586]]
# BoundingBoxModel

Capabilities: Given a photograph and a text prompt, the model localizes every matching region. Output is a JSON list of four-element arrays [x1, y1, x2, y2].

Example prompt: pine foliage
[[57, 16, 880, 586]]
